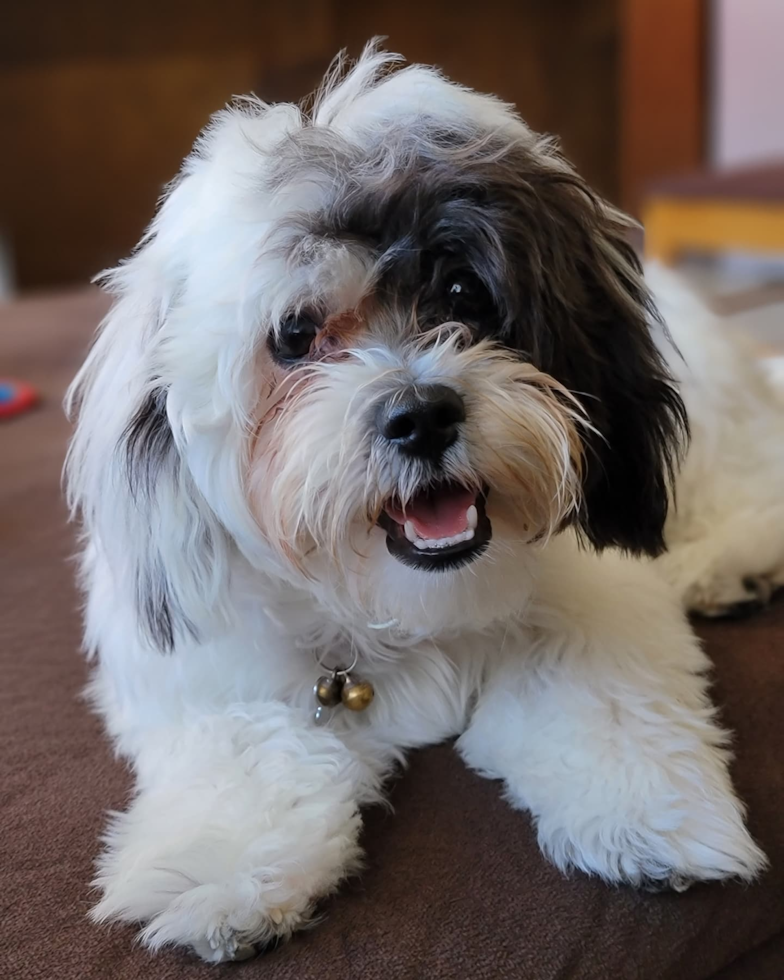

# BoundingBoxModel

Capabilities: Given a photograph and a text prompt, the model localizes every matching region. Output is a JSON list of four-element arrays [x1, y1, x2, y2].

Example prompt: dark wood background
[[0, 0, 703, 290]]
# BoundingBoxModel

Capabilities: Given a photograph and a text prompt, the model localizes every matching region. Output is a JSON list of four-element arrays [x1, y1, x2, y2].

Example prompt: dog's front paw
[[91, 787, 363, 961], [89, 711, 366, 961], [92, 846, 360, 963], [92, 860, 328, 963], [537, 786, 767, 891], [129, 878, 307, 963]]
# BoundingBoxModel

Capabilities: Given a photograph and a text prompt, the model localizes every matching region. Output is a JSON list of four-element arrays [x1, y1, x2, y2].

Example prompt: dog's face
[[69, 48, 687, 648]]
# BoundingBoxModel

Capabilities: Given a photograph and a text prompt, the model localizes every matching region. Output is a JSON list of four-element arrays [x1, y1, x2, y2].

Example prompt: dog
[[65, 45, 784, 962]]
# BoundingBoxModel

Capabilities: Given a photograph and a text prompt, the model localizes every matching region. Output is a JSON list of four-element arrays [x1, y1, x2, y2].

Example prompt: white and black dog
[[66, 46, 784, 962]]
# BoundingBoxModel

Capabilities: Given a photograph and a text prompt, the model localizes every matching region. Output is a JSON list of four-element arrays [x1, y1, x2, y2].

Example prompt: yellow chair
[[642, 163, 784, 265]]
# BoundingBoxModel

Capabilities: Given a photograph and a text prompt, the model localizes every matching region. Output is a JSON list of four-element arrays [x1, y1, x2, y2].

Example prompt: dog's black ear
[[499, 162, 688, 556], [569, 253, 687, 557], [545, 203, 687, 556]]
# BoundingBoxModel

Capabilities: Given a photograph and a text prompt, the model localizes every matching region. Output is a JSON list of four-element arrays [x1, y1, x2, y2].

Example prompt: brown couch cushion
[[2, 291, 783, 980]]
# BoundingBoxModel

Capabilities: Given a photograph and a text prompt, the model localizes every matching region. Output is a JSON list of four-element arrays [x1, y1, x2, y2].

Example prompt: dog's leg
[[90, 703, 384, 962], [457, 538, 767, 889]]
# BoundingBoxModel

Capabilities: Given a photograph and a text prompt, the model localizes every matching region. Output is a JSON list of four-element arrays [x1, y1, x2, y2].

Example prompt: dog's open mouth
[[377, 482, 492, 570]]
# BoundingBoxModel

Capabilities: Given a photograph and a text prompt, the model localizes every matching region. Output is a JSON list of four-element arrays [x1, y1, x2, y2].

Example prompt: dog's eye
[[444, 272, 493, 320], [271, 313, 320, 362]]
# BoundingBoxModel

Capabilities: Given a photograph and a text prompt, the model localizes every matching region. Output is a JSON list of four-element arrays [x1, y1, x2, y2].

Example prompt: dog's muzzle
[[374, 383, 492, 570]]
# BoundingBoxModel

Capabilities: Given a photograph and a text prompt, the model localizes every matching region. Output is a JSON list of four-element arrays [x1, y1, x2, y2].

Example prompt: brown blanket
[[2, 290, 782, 980]]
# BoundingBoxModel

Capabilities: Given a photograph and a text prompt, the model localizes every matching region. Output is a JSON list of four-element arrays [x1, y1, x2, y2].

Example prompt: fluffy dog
[[66, 46, 784, 962]]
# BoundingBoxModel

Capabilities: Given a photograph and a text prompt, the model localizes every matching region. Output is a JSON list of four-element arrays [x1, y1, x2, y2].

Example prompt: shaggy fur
[[65, 46, 783, 962]]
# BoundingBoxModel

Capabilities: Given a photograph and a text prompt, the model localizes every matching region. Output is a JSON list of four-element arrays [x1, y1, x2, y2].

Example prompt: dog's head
[[67, 46, 686, 648]]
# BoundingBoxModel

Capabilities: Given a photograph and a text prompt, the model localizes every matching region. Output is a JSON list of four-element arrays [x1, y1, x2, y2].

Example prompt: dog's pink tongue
[[400, 487, 476, 539]]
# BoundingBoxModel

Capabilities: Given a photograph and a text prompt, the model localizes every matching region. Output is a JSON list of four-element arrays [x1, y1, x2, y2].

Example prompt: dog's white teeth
[[466, 504, 478, 530], [412, 528, 476, 551], [404, 520, 418, 544]]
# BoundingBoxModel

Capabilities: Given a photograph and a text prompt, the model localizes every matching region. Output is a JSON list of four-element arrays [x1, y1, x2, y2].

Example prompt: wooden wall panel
[[0, 0, 335, 67], [1, 0, 620, 289], [0, 55, 260, 287], [620, 0, 706, 215], [0, 1, 337, 289]]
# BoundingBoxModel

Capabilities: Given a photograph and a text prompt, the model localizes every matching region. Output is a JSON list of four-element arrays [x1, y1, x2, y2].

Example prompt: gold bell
[[314, 672, 343, 707], [341, 677, 375, 712]]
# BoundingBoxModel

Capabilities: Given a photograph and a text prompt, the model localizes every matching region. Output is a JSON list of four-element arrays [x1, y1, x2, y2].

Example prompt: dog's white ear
[[66, 258, 231, 653], [119, 379, 231, 652]]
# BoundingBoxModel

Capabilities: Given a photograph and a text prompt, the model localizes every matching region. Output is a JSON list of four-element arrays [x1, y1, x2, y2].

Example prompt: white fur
[[650, 263, 784, 614], [66, 47, 778, 962]]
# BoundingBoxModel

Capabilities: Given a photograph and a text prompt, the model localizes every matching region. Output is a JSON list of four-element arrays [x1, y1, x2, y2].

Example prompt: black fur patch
[[124, 387, 174, 501], [135, 559, 180, 654], [134, 558, 198, 654], [121, 387, 197, 651]]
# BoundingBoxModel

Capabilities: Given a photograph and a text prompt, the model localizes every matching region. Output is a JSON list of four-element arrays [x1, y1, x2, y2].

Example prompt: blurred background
[[1, 0, 783, 347]]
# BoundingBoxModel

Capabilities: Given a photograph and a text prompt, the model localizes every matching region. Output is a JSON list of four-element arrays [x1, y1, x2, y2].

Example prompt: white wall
[[713, 0, 784, 168]]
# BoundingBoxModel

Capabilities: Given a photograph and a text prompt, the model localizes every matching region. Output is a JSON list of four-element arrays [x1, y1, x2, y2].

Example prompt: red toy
[[0, 379, 38, 419]]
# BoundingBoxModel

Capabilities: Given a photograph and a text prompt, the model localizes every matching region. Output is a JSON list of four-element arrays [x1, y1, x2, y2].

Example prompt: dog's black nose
[[377, 383, 466, 460]]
